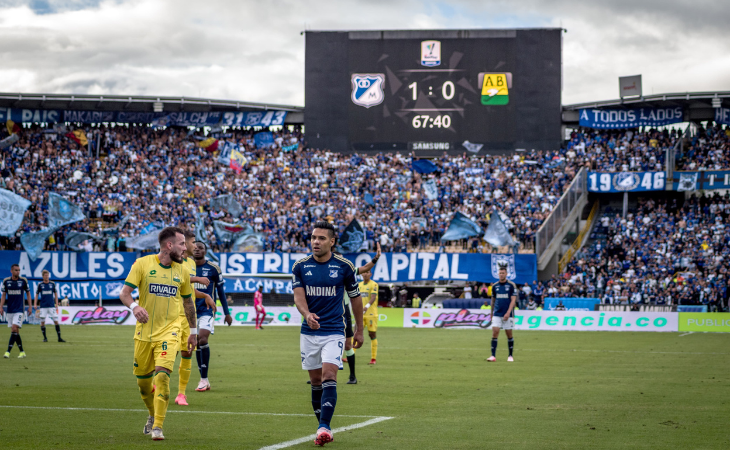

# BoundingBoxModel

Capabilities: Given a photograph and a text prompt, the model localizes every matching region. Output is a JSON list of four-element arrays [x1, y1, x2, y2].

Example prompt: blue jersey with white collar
[[492, 280, 518, 317], [292, 253, 360, 336], [193, 260, 229, 318]]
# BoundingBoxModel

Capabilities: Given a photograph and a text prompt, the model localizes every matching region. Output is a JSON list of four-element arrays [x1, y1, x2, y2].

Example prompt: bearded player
[[191, 240, 232, 392], [293, 221, 364, 446], [119, 227, 198, 440], [487, 262, 517, 362]]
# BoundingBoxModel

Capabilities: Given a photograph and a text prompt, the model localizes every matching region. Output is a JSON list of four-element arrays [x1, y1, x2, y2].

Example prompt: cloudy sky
[[0, 0, 728, 107]]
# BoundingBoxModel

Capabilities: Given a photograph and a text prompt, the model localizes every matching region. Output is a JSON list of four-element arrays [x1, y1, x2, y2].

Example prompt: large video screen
[[305, 29, 562, 154]]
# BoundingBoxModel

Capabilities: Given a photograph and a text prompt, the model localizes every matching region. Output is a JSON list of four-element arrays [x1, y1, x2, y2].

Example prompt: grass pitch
[[0, 326, 728, 449]]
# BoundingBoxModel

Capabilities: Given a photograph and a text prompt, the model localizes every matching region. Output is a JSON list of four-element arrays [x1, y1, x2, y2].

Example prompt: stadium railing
[[595, 304, 676, 312], [557, 200, 599, 273], [535, 167, 587, 269]]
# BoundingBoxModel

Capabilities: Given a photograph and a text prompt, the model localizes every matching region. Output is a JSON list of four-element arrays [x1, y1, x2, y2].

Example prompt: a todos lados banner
[[0, 107, 286, 127], [587, 171, 666, 193], [579, 107, 684, 129], [672, 171, 730, 191], [1, 251, 538, 286], [404, 309, 679, 332]]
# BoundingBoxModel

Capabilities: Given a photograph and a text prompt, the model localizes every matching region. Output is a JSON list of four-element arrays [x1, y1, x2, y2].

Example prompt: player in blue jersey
[[34, 270, 65, 342], [488, 262, 518, 362], [293, 221, 364, 446], [191, 241, 232, 393], [1, 264, 32, 358]]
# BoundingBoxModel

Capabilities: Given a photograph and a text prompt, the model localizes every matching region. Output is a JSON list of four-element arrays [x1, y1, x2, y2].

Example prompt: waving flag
[[412, 159, 438, 174], [48, 193, 86, 229], [0, 188, 31, 237], [338, 219, 365, 253], [198, 137, 219, 152], [441, 212, 482, 242], [210, 194, 243, 217], [230, 148, 246, 174], [21, 227, 58, 261], [65, 130, 88, 146], [483, 210, 516, 247], [213, 220, 254, 244], [6, 119, 20, 135]]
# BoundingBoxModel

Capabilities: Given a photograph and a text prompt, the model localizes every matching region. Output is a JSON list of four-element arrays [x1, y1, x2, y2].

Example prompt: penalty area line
[[0, 405, 378, 418], [258, 416, 395, 450]]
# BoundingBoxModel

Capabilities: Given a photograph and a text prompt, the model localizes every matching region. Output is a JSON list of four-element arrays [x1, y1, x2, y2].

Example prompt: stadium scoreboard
[[305, 29, 562, 155]]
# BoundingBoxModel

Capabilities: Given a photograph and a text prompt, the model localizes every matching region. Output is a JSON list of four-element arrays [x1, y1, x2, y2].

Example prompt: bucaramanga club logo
[[478, 72, 512, 105], [351, 74, 385, 108], [410, 311, 431, 326]]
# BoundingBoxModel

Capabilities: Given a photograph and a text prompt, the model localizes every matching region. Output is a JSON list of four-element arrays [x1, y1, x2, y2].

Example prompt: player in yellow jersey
[[119, 227, 198, 441], [173, 230, 216, 406], [359, 269, 379, 365]]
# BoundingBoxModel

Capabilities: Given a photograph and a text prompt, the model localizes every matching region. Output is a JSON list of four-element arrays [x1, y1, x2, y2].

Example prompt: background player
[[293, 221, 364, 446], [173, 230, 216, 406], [254, 285, 265, 329], [34, 270, 65, 342], [119, 227, 197, 441], [359, 269, 379, 365], [1, 264, 31, 359], [488, 262, 517, 362], [191, 241, 232, 393]]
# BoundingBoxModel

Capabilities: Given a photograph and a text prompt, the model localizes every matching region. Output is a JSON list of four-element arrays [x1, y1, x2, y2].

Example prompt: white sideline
[[258, 416, 394, 450], [0, 405, 378, 418], [678, 332, 694, 337]]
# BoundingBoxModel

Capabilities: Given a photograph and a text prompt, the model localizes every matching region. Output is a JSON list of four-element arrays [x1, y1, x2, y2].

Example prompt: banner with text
[[579, 107, 684, 129], [588, 171, 666, 193], [403, 309, 678, 332], [1, 251, 538, 285]]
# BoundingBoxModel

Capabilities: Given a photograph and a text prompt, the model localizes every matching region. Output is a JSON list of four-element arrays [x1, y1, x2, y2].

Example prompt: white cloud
[[0, 0, 727, 106]]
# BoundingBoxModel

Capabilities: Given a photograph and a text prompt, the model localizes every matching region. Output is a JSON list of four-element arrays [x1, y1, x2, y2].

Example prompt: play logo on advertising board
[[434, 309, 492, 328], [410, 311, 432, 326]]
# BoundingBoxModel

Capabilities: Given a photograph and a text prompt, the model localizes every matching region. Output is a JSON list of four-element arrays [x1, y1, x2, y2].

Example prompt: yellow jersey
[[178, 256, 197, 322], [359, 280, 379, 317], [124, 254, 193, 342]]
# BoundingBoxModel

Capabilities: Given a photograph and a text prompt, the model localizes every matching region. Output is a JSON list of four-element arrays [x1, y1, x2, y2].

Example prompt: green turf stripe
[[136, 373, 154, 379], [124, 282, 137, 289]]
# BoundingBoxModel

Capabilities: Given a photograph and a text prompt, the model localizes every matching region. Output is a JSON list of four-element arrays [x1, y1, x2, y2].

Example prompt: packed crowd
[[676, 123, 730, 170], [542, 194, 729, 310], [0, 123, 593, 253]]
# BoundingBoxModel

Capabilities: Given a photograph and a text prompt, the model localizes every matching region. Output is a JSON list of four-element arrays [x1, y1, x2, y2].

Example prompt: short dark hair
[[313, 220, 336, 239], [183, 229, 196, 240], [158, 226, 185, 246], [194, 240, 208, 250], [11, 264, 19, 269]]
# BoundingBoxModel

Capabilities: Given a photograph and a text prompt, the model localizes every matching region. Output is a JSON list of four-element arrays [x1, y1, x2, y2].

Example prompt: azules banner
[[1, 250, 538, 285], [672, 170, 730, 191], [587, 171, 666, 193], [579, 107, 684, 129], [0, 107, 287, 127]]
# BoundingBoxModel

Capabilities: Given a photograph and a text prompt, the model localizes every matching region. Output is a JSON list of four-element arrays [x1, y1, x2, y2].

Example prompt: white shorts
[[39, 307, 59, 321], [491, 316, 514, 330], [198, 315, 215, 334], [6, 312, 24, 328], [300, 334, 345, 370]]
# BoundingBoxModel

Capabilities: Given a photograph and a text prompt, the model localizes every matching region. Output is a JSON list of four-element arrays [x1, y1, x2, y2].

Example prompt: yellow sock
[[136, 374, 155, 416], [178, 356, 192, 395], [371, 338, 378, 360], [153, 371, 171, 429]]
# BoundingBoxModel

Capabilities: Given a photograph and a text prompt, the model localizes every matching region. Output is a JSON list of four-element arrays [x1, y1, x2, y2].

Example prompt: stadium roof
[[562, 90, 729, 124], [0, 92, 304, 123]]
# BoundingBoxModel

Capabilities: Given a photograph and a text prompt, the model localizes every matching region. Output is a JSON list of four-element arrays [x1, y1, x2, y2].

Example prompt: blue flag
[[338, 219, 365, 253], [48, 193, 85, 229], [210, 194, 243, 218], [441, 212, 482, 242], [0, 188, 31, 237], [232, 232, 266, 252], [213, 221, 254, 244], [483, 210, 516, 247], [254, 131, 275, 149], [412, 159, 438, 174], [364, 193, 375, 206], [21, 227, 58, 261], [422, 179, 438, 200]]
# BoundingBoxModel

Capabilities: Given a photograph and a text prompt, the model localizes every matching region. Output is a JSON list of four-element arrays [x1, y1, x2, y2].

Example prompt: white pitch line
[[387, 347, 730, 355], [678, 332, 694, 337], [258, 416, 394, 450], [0, 405, 377, 418]]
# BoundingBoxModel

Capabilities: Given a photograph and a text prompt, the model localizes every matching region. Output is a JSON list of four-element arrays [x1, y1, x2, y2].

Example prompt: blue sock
[[195, 348, 203, 376], [311, 384, 323, 421], [200, 344, 210, 378], [319, 379, 337, 429], [491, 338, 498, 357]]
